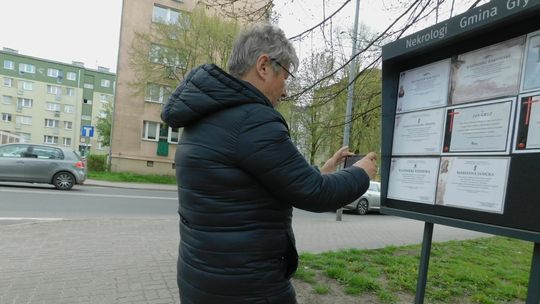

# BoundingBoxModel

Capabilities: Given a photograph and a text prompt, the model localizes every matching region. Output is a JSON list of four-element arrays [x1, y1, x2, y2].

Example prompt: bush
[[87, 154, 108, 172]]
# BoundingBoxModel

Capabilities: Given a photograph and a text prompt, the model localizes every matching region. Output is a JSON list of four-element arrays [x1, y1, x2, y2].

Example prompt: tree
[[128, 7, 242, 99], [96, 102, 113, 147], [277, 0, 487, 165], [200, 0, 273, 22]]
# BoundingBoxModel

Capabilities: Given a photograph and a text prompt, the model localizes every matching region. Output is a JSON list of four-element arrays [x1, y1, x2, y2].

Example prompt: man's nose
[[281, 86, 288, 98]]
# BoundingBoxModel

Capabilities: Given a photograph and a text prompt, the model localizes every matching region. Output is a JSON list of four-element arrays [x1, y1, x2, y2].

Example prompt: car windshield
[[369, 182, 380, 192]]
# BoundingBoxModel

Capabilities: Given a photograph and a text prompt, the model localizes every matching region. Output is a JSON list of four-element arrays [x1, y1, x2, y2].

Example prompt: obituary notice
[[521, 31, 540, 93], [387, 157, 439, 204], [392, 108, 445, 155], [442, 99, 514, 154], [436, 157, 510, 214], [514, 93, 540, 153], [451, 36, 525, 104], [396, 59, 451, 113]]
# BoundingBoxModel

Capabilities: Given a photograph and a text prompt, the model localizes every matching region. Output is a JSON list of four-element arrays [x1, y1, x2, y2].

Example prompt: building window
[[66, 72, 77, 81], [168, 127, 181, 143], [100, 94, 109, 103], [64, 105, 74, 113], [3, 77, 13, 87], [1, 113, 12, 122], [47, 68, 60, 77], [81, 115, 92, 120], [2, 95, 13, 105], [142, 121, 160, 141], [21, 81, 33, 91], [3, 60, 14, 70], [16, 116, 32, 125], [66, 88, 75, 96], [19, 63, 35, 74], [145, 83, 172, 103], [100, 79, 111, 88], [45, 119, 59, 128], [64, 121, 73, 130], [46, 102, 61, 112], [19, 133, 31, 142], [152, 5, 180, 24], [83, 83, 94, 89], [47, 85, 61, 95], [17, 98, 33, 108], [149, 44, 184, 67], [63, 137, 71, 147], [44, 135, 59, 145]]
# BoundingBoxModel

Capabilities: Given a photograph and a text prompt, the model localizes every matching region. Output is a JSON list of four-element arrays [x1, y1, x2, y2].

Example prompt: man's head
[[227, 23, 299, 106]]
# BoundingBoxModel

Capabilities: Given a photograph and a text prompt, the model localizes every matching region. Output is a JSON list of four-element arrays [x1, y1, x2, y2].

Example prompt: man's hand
[[320, 146, 354, 174], [353, 152, 378, 179]]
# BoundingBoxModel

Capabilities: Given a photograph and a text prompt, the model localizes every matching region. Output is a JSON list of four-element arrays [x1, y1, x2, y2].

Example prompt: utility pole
[[336, 0, 361, 221]]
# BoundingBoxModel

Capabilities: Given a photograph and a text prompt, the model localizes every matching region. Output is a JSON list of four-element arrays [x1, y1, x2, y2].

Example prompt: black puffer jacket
[[161, 64, 370, 304]]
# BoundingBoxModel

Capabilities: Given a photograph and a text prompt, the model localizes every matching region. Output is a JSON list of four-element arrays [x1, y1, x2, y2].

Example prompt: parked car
[[342, 181, 381, 215], [0, 143, 86, 190]]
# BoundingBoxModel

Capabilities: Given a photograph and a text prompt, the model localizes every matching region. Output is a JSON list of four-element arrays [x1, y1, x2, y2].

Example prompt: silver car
[[0, 143, 86, 190], [342, 181, 381, 215]]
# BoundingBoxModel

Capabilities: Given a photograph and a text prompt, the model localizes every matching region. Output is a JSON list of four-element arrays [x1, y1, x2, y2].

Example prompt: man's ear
[[255, 55, 272, 80]]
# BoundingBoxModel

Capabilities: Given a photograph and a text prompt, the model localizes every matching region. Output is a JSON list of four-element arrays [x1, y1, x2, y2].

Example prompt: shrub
[[87, 154, 108, 172]]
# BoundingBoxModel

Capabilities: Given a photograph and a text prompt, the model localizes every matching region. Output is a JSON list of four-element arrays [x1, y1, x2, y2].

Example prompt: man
[[161, 23, 377, 304]]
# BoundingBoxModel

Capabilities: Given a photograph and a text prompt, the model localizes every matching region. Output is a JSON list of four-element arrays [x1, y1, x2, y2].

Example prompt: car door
[[371, 182, 381, 208], [0, 144, 28, 181], [22, 145, 63, 182]]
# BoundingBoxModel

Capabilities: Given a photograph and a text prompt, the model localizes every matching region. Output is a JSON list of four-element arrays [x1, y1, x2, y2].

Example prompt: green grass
[[87, 171, 177, 184], [294, 237, 532, 303]]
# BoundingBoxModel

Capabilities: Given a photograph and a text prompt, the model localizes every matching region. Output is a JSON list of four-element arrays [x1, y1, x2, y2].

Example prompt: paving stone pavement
[[0, 215, 488, 304], [0, 219, 179, 304]]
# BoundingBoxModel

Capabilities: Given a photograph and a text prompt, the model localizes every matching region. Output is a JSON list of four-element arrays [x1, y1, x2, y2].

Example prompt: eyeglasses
[[270, 58, 296, 79]]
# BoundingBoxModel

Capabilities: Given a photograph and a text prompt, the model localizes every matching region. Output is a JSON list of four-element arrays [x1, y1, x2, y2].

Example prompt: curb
[[83, 179, 178, 191]]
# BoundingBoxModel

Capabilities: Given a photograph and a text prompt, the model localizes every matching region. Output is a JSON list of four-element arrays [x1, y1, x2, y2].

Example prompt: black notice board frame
[[381, 0, 540, 242]]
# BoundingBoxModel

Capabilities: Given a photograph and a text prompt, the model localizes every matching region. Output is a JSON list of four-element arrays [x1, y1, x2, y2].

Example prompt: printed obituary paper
[[392, 108, 445, 155], [451, 36, 525, 104], [436, 157, 510, 214], [387, 158, 439, 204], [514, 93, 540, 153], [442, 99, 514, 154], [396, 59, 451, 113], [521, 31, 540, 92]]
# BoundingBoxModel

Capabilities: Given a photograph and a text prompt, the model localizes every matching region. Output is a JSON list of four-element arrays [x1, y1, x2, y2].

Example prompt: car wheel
[[53, 172, 75, 190], [356, 199, 368, 215]]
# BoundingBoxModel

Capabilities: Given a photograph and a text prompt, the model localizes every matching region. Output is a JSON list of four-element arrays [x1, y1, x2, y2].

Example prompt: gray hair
[[227, 23, 299, 78]]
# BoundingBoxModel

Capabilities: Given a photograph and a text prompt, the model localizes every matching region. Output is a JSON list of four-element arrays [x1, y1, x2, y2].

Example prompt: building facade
[[0, 48, 116, 155], [111, 0, 268, 175]]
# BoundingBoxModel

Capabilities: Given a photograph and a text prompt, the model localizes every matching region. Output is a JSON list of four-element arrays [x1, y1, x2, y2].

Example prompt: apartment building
[[111, 0, 269, 175], [0, 48, 116, 155]]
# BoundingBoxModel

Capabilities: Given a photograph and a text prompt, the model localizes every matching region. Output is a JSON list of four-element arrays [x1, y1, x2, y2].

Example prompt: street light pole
[[336, 0, 361, 221]]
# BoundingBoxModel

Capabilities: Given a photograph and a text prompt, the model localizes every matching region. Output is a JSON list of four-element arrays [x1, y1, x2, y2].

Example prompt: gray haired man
[[162, 23, 377, 304]]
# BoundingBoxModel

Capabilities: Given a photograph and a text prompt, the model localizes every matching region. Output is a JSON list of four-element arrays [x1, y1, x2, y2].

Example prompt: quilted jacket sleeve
[[237, 106, 370, 212]]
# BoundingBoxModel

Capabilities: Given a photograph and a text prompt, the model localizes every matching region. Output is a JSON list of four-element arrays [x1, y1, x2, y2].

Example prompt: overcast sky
[[0, 0, 478, 72]]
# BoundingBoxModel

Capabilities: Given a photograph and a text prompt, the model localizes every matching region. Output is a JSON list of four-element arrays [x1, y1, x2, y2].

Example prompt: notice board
[[381, 0, 540, 242]]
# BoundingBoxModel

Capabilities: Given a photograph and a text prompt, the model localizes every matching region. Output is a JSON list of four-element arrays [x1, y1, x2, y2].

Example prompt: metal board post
[[527, 243, 540, 304], [415, 222, 434, 304]]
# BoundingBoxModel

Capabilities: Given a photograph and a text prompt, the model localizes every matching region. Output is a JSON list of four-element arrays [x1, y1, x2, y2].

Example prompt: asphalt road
[[0, 182, 179, 219], [0, 181, 369, 221]]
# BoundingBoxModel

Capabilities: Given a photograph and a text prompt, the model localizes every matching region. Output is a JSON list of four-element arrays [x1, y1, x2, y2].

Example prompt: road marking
[[0, 217, 63, 221], [0, 188, 178, 200]]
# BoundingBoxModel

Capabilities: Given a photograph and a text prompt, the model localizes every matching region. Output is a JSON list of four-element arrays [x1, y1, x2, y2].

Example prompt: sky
[[0, 0, 481, 72], [0, 0, 123, 71]]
